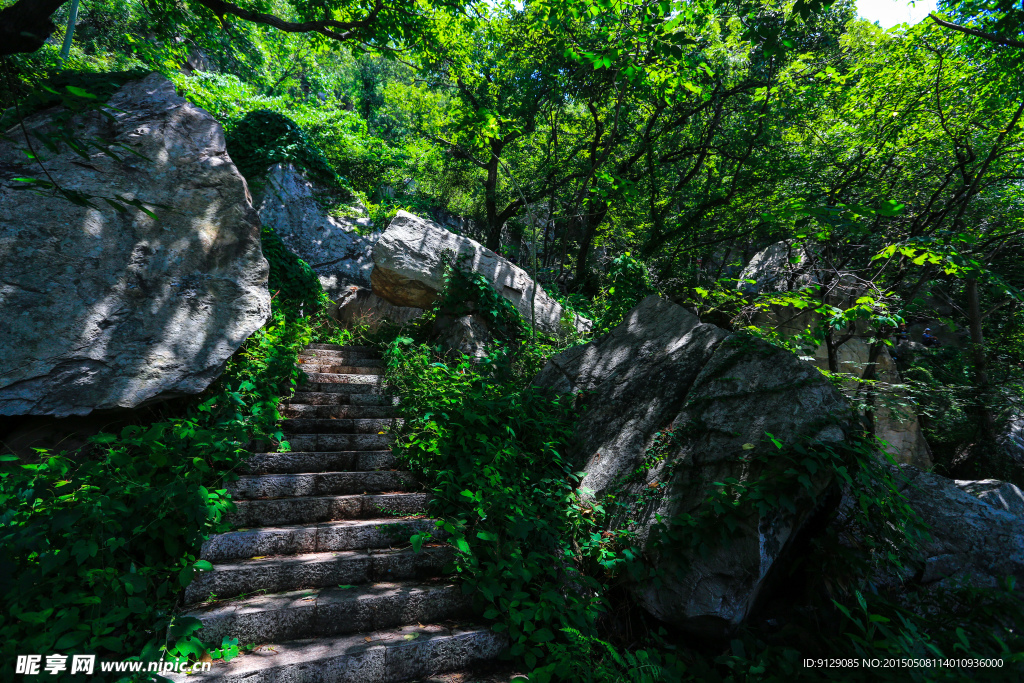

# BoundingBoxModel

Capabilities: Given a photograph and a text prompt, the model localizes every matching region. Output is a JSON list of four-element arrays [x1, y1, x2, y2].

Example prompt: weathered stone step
[[299, 347, 380, 362], [282, 418, 400, 434], [241, 451, 398, 475], [165, 624, 505, 682], [228, 492, 429, 527], [299, 363, 383, 374], [229, 471, 417, 500], [304, 372, 382, 385], [285, 391, 396, 406], [286, 433, 393, 452], [200, 518, 438, 561], [307, 343, 377, 352], [185, 580, 469, 645], [298, 355, 381, 368], [295, 382, 389, 396], [184, 546, 455, 605], [280, 404, 399, 419]]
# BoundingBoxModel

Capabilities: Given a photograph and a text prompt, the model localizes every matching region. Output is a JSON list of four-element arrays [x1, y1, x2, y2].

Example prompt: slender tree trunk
[[484, 153, 501, 251], [966, 276, 998, 447]]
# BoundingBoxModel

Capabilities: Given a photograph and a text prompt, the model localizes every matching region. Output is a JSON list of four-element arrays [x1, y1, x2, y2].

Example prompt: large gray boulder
[[371, 211, 590, 339], [896, 469, 1024, 588], [956, 478, 1024, 518], [534, 295, 853, 635], [256, 163, 376, 298], [0, 73, 270, 417], [331, 285, 422, 331]]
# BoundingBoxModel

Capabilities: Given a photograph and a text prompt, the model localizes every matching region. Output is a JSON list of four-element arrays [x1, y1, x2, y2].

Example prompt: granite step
[[184, 581, 469, 645], [282, 418, 400, 435], [241, 451, 399, 475], [285, 433, 394, 452], [184, 546, 455, 604], [292, 382, 388, 396], [306, 343, 376, 352], [298, 356, 382, 369], [280, 404, 399, 419], [298, 363, 383, 375], [299, 347, 380, 361], [228, 471, 417, 500], [200, 518, 438, 561], [285, 391, 396, 406], [303, 372, 383, 385], [165, 624, 505, 682], [227, 492, 429, 527]]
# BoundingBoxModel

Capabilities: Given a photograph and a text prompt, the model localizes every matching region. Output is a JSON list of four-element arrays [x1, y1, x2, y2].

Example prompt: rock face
[[331, 286, 422, 331], [432, 313, 491, 359], [256, 163, 377, 298], [739, 241, 932, 469], [956, 478, 1024, 517], [0, 73, 270, 417], [371, 211, 590, 338], [534, 295, 853, 635], [897, 469, 1024, 588]]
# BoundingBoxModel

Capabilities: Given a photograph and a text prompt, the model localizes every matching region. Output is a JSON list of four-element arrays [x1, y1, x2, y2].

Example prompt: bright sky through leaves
[[856, 0, 937, 27]]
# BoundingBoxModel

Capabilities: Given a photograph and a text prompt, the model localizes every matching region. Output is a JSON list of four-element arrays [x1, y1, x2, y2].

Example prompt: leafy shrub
[[0, 312, 310, 679], [225, 109, 350, 198], [260, 223, 332, 316]]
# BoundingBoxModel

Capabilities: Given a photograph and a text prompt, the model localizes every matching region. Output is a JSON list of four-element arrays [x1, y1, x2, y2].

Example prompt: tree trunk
[[966, 276, 999, 449], [484, 152, 501, 251]]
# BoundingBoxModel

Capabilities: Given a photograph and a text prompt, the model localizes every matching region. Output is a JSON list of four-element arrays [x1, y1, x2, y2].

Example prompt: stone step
[[200, 518, 438, 561], [303, 372, 382, 385], [227, 492, 429, 527], [298, 363, 383, 374], [285, 391, 397, 406], [299, 347, 380, 362], [184, 546, 455, 605], [286, 433, 394, 452], [165, 624, 505, 682], [280, 404, 399, 420], [295, 382, 389, 396], [241, 451, 398, 475], [282, 418, 400, 435], [299, 356, 382, 366], [185, 580, 469, 645], [307, 343, 377, 352], [229, 471, 417, 500]]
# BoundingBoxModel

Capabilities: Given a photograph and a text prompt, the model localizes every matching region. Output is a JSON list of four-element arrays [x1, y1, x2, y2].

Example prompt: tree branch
[[192, 0, 386, 42], [928, 14, 1024, 50]]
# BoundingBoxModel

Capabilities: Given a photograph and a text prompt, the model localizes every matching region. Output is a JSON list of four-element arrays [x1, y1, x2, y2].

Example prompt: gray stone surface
[[0, 73, 270, 417], [256, 163, 377, 296], [332, 285, 423, 330], [200, 518, 437, 561], [282, 417, 399, 434], [534, 295, 853, 635], [955, 478, 1024, 517], [226, 492, 430, 527], [371, 211, 590, 338], [280, 403, 395, 419], [187, 581, 468, 645], [227, 471, 418, 501], [285, 433, 394, 452], [897, 468, 1024, 587], [240, 451, 398, 475], [433, 312, 491, 358], [165, 626, 505, 683]]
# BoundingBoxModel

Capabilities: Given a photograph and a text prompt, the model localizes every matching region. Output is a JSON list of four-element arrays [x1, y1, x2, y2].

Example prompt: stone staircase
[[173, 343, 503, 682]]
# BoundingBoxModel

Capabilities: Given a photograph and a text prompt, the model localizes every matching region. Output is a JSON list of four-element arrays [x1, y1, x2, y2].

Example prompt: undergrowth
[[379, 268, 1024, 682]]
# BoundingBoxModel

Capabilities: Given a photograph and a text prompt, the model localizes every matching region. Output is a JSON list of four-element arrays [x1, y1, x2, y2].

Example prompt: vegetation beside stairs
[[170, 343, 504, 682]]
